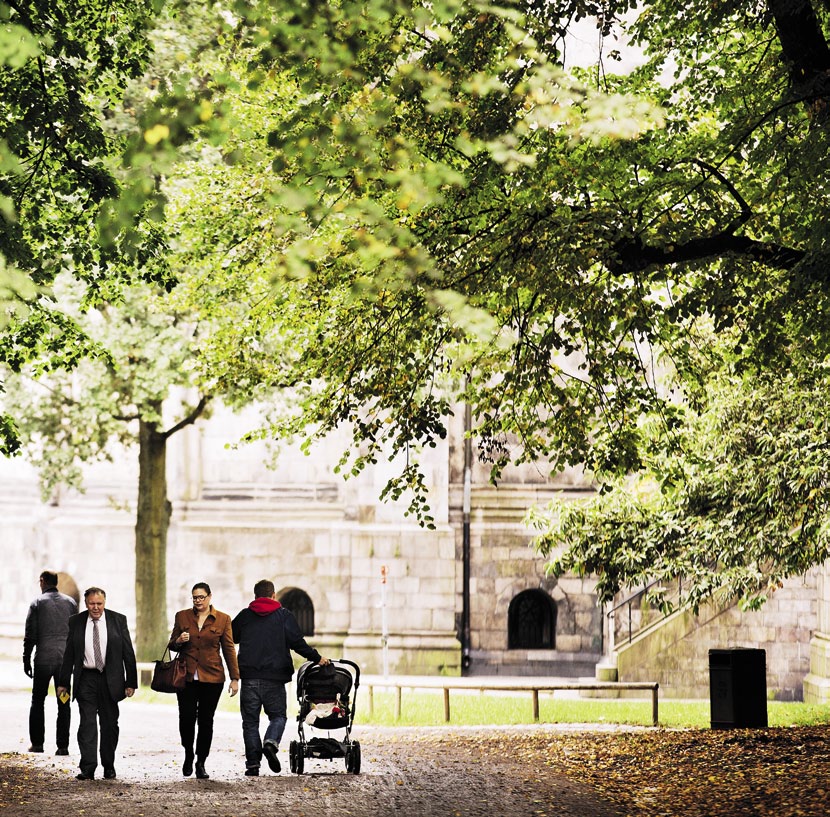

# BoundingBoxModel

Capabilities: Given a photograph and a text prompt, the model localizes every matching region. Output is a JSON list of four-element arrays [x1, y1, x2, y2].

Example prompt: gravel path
[[0, 688, 623, 817]]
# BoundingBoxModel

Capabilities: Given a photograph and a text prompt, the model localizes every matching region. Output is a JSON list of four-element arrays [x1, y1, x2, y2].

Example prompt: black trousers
[[76, 668, 120, 775], [29, 662, 71, 750], [176, 681, 223, 760]]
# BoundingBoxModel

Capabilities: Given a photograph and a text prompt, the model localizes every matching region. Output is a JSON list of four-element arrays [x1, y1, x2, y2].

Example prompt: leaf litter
[[1, 726, 828, 817]]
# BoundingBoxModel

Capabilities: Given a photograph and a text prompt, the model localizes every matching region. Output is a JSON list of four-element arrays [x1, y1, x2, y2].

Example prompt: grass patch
[[348, 690, 830, 729], [130, 686, 830, 729]]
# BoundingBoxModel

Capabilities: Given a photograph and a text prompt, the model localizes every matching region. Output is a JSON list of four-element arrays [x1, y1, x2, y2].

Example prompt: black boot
[[182, 749, 194, 777], [195, 760, 209, 779]]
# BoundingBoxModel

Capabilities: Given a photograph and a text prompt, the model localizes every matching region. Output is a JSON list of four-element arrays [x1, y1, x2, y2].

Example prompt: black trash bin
[[709, 647, 767, 729]]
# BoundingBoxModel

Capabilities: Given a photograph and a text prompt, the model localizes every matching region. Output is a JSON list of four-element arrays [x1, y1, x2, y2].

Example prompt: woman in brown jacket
[[169, 582, 240, 779]]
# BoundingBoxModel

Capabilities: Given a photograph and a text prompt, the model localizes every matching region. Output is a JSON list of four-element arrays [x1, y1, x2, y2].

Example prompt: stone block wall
[[616, 570, 820, 700], [0, 478, 462, 677], [2, 490, 138, 623], [459, 484, 603, 677], [168, 499, 461, 675], [803, 560, 830, 703]]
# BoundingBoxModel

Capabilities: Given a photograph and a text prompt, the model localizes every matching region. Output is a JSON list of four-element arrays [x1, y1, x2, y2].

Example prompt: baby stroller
[[289, 658, 361, 774]]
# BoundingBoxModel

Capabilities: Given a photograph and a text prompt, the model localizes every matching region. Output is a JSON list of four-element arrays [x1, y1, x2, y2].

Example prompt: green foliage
[[173, 0, 830, 601], [2, 275, 206, 499], [163, 0, 668, 521], [5, 0, 830, 613], [532, 363, 830, 608], [0, 0, 170, 452]]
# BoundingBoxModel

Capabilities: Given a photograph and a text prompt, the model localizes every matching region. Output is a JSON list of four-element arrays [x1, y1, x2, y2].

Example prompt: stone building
[[1, 400, 827, 701], [0, 402, 601, 679]]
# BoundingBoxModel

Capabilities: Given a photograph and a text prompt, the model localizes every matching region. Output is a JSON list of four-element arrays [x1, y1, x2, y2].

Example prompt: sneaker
[[244, 767, 259, 777], [262, 742, 281, 773]]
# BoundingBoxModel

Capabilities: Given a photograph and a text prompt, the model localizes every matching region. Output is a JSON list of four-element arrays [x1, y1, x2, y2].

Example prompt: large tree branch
[[608, 232, 805, 275], [112, 412, 141, 422], [162, 395, 210, 440]]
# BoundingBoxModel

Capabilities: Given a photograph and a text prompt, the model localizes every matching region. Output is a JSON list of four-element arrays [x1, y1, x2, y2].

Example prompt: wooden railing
[[136, 665, 660, 726], [361, 676, 660, 726]]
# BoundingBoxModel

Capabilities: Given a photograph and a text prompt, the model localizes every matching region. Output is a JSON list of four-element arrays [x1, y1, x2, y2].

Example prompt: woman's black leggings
[[176, 680, 224, 760]]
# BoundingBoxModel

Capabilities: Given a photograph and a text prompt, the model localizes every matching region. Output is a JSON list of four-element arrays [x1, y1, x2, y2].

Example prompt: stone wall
[[1, 492, 462, 676], [616, 570, 819, 700], [457, 484, 603, 677], [0, 479, 138, 644], [170, 498, 461, 675], [803, 560, 830, 703], [0, 403, 603, 679], [4, 398, 824, 693]]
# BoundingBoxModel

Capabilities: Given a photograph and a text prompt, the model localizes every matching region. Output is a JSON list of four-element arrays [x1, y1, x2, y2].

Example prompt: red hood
[[249, 598, 282, 616]]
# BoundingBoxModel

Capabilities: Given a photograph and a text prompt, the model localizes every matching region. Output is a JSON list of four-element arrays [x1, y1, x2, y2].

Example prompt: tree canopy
[[0, 0, 173, 453], [3, 0, 830, 619], [173, 0, 830, 606], [0, 0, 228, 657]]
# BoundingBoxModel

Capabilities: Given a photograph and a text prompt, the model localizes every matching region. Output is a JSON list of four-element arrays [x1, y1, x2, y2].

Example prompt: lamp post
[[462, 400, 472, 673], [381, 564, 389, 679]]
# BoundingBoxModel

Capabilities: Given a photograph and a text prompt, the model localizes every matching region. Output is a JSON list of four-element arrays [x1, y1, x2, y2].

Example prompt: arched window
[[508, 589, 556, 649], [278, 587, 315, 636]]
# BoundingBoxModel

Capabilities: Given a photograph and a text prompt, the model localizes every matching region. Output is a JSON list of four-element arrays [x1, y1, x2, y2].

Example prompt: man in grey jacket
[[23, 570, 78, 754]]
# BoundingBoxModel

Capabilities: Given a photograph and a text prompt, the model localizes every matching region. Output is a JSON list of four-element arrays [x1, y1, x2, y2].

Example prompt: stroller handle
[[328, 658, 361, 688]]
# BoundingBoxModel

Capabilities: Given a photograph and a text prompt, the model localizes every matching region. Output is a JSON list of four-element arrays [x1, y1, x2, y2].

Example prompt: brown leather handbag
[[151, 648, 187, 693]]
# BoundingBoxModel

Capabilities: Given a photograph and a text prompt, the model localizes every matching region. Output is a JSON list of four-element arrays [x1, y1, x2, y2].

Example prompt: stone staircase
[[602, 570, 820, 701]]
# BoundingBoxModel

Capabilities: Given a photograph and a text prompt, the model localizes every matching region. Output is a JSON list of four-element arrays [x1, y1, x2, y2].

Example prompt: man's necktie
[[93, 619, 104, 671]]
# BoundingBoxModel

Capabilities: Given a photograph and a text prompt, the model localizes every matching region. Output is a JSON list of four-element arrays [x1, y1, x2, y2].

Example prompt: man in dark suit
[[57, 587, 137, 781]]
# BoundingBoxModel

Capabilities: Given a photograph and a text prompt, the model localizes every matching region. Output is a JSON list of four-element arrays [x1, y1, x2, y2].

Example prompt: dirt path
[[4, 687, 830, 816], [0, 690, 621, 817]]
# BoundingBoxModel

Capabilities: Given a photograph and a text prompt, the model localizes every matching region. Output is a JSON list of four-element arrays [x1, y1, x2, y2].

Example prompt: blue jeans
[[240, 679, 287, 769]]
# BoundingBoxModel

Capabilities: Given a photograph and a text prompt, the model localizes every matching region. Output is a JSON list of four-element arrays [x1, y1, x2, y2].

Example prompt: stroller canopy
[[297, 661, 354, 702]]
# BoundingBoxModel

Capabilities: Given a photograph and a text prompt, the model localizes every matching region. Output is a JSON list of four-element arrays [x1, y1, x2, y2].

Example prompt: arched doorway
[[508, 589, 556, 649], [278, 587, 315, 637], [57, 572, 80, 606]]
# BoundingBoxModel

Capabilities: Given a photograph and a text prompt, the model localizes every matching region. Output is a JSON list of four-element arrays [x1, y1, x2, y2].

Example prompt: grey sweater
[[24, 588, 78, 667]]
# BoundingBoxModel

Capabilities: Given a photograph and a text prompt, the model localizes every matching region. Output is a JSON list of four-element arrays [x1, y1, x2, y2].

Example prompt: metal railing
[[607, 576, 685, 652]]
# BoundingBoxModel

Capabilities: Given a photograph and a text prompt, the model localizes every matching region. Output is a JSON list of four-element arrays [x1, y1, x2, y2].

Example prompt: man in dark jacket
[[57, 587, 137, 781], [23, 570, 78, 754], [232, 579, 329, 776]]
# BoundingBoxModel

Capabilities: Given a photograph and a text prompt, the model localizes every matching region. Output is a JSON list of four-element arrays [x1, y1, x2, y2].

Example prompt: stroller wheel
[[346, 740, 361, 774], [290, 740, 305, 775]]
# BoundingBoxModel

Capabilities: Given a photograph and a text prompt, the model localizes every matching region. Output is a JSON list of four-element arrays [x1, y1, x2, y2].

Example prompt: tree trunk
[[768, 0, 830, 91], [135, 412, 171, 661]]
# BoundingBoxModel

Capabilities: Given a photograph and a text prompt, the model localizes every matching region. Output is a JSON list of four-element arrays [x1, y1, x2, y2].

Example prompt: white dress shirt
[[83, 611, 108, 670]]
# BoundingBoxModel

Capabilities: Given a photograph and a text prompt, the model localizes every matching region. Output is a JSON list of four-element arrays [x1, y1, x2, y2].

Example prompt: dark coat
[[59, 609, 138, 702], [232, 606, 321, 682]]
